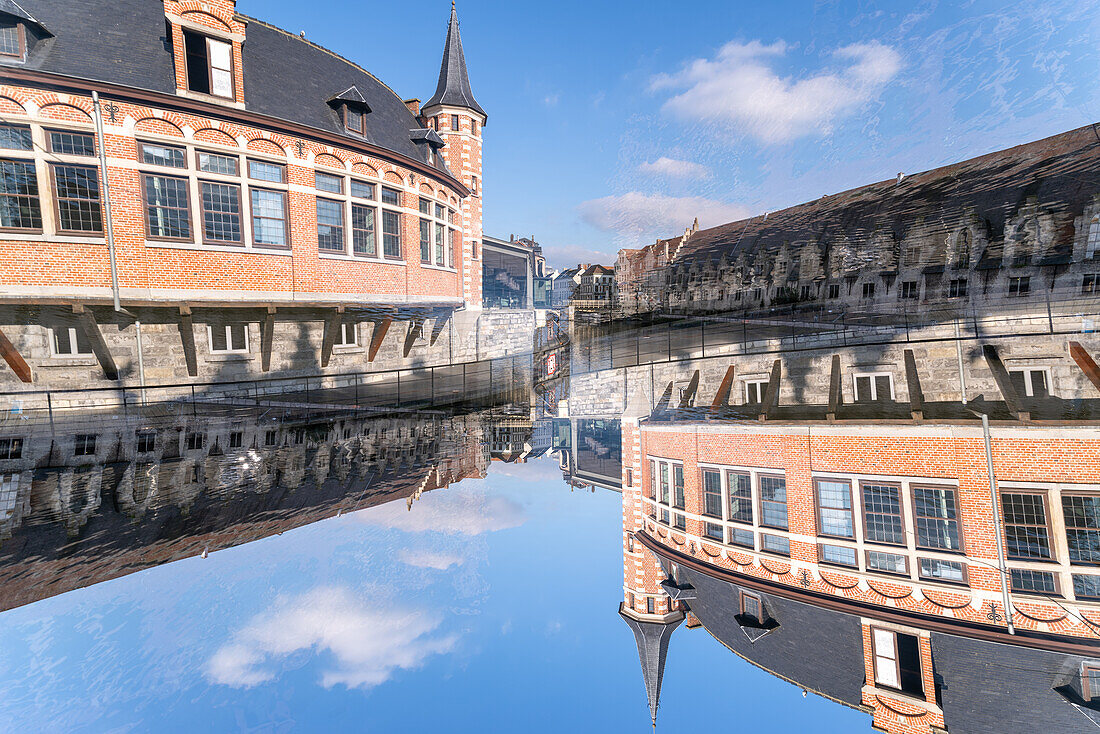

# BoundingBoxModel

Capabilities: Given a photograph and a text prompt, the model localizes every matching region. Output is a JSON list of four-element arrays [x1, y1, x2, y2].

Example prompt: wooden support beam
[[429, 309, 452, 346], [903, 349, 924, 420], [711, 365, 736, 409], [677, 370, 700, 409], [826, 355, 841, 422], [0, 326, 31, 383], [1069, 341, 1100, 395], [261, 307, 275, 373], [179, 308, 197, 377], [758, 359, 781, 422], [982, 344, 1028, 421], [653, 381, 675, 416], [319, 310, 342, 369], [367, 315, 393, 362], [403, 316, 426, 358], [75, 307, 118, 381]]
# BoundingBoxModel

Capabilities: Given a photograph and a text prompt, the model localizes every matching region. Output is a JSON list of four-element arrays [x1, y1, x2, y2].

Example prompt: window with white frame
[[871, 627, 924, 696], [334, 320, 357, 348], [744, 379, 769, 405], [208, 323, 249, 354], [183, 28, 234, 100], [815, 478, 854, 538], [50, 326, 93, 357], [650, 458, 684, 529], [853, 372, 893, 403], [1008, 368, 1051, 398], [702, 469, 724, 540]]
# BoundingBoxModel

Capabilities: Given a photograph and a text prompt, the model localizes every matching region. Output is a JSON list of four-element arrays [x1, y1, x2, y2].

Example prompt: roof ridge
[[236, 14, 410, 110]]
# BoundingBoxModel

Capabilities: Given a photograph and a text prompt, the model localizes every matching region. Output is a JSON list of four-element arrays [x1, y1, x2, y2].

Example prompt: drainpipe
[[92, 91, 121, 312], [981, 413, 1015, 634], [955, 319, 967, 404]]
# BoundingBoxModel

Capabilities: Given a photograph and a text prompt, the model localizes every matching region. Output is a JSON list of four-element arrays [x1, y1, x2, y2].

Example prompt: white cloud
[[207, 587, 458, 690], [637, 157, 710, 179], [398, 549, 465, 570], [354, 487, 526, 536], [578, 192, 750, 241], [651, 40, 902, 143]]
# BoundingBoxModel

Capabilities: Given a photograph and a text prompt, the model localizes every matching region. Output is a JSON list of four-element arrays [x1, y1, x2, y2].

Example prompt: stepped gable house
[[617, 124, 1100, 314], [0, 0, 489, 386]]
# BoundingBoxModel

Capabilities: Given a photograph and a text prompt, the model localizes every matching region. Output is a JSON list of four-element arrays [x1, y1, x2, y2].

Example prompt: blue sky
[[0, 459, 867, 733], [242, 0, 1100, 268]]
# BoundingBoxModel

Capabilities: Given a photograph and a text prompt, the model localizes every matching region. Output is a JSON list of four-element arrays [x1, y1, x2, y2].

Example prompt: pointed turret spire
[[619, 605, 683, 727], [424, 3, 486, 119]]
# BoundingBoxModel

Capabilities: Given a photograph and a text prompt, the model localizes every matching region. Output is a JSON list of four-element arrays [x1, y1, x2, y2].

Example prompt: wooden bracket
[[1069, 341, 1100, 395], [903, 349, 924, 420], [179, 310, 198, 377], [711, 365, 736, 409], [367, 315, 393, 362], [0, 326, 31, 383], [758, 359, 781, 422], [261, 309, 276, 372], [677, 370, 700, 409], [982, 344, 1028, 420], [76, 308, 119, 381], [653, 381, 675, 416], [320, 310, 342, 368], [403, 316, 426, 358], [429, 309, 453, 346]]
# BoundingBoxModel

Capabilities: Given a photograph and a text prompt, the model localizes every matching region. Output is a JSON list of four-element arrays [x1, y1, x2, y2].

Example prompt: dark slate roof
[[668, 122, 1100, 270], [0, 0, 38, 25], [12, 2, 454, 176], [618, 606, 683, 726], [423, 4, 486, 119]]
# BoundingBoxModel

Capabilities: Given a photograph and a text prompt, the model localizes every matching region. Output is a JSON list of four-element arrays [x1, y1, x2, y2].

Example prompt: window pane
[[1063, 495, 1100, 564], [434, 222, 446, 265], [316, 198, 344, 252], [659, 464, 669, 504], [863, 483, 904, 545], [702, 470, 722, 518], [761, 534, 789, 555], [867, 550, 907, 575], [1010, 568, 1057, 595], [1002, 492, 1051, 560], [419, 197, 431, 215], [435, 203, 445, 219], [816, 479, 853, 538], [248, 160, 285, 182], [251, 189, 287, 247], [729, 527, 754, 548], [759, 475, 787, 530], [704, 522, 723, 540], [49, 130, 95, 156], [727, 472, 752, 523], [673, 465, 685, 509], [382, 209, 401, 257], [419, 219, 430, 262], [381, 186, 401, 206], [53, 165, 102, 232], [350, 180, 374, 199], [821, 544, 857, 567], [198, 151, 238, 175], [0, 159, 41, 229], [0, 125, 32, 151], [210, 326, 227, 352], [919, 558, 965, 583], [315, 172, 342, 193], [141, 142, 186, 168], [143, 174, 190, 239], [351, 204, 375, 256], [0, 21, 20, 56], [200, 181, 241, 243], [913, 486, 961, 550], [228, 323, 247, 351], [345, 107, 363, 132], [1073, 574, 1100, 600]]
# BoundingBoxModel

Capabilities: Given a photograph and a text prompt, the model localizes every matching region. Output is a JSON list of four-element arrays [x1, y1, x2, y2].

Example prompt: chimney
[[897, 172, 905, 184], [404, 98, 421, 115]]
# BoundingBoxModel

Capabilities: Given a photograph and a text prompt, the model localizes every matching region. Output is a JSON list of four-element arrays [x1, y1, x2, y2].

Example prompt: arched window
[[954, 229, 971, 269]]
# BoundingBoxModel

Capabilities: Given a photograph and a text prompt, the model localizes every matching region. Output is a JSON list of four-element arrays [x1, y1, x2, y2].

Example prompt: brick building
[[0, 0, 495, 389], [615, 125, 1100, 317], [616, 337, 1100, 731]]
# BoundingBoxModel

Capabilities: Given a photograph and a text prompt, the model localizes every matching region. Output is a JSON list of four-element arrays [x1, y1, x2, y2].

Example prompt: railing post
[[397, 370, 401, 406], [1046, 290, 1054, 334], [190, 384, 197, 417], [46, 391, 55, 436]]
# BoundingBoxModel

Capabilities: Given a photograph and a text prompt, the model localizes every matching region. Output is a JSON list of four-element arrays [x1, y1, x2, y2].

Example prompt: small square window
[[827, 283, 840, 299], [350, 180, 374, 200], [418, 197, 431, 215], [184, 29, 234, 100], [451, 114, 460, 130], [862, 282, 876, 299], [186, 432, 205, 451], [761, 533, 790, 556], [51, 326, 93, 357], [471, 119, 479, 135], [136, 431, 156, 453], [209, 323, 249, 354], [0, 124, 31, 151], [1009, 368, 1050, 398], [335, 320, 357, 347], [248, 159, 286, 183], [740, 591, 762, 621], [48, 130, 95, 156], [744, 379, 769, 405], [1082, 663, 1100, 702], [140, 142, 187, 168], [1008, 276, 1030, 296], [344, 106, 366, 135], [853, 372, 893, 403], [0, 437, 23, 459], [228, 431, 243, 449], [381, 186, 401, 207], [264, 429, 278, 446], [315, 172, 343, 194], [900, 281, 918, 299], [197, 151, 238, 176], [1010, 568, 1058, 595], [0, 19, 25, 59], [74, 434, 97, 456]]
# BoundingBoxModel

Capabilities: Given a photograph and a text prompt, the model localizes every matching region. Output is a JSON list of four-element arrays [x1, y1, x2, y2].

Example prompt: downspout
[[92, 91, 121, 311]]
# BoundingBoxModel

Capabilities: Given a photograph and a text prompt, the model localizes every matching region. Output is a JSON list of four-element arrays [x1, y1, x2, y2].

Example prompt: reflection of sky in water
[[0, 458, 863, 732]]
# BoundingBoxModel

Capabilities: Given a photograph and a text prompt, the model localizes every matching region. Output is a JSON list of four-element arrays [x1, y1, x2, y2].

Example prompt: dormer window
[[183, 29, 234, 99], [0, 18, 25, 61], [343, 106, 366, 135]]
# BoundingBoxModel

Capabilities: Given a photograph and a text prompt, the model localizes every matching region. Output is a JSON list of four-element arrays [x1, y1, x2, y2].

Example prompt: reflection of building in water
[[616, 123, 1100, 316], [551, 418, 622, 492], [0, 402, 494, 614], [615, 335, 1100, 731]]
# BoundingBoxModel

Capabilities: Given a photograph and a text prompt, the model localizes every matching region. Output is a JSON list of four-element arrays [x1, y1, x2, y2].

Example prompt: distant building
[[481, 234, 548, 309], [573, 264, 617, 309], [550, 266, 581, 308]]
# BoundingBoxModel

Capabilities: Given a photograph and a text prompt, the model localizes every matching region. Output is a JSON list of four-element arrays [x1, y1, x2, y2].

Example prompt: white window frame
[[852, 372, 894, 402], [49, 326, 93, 357], [207, 323, 250, 354], [335, 320, 358, 348], [744, 379, 769, 405], [1008, 367, 1053, 398]]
